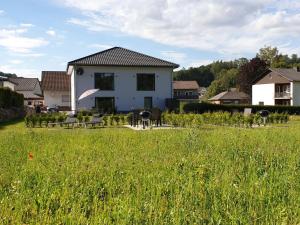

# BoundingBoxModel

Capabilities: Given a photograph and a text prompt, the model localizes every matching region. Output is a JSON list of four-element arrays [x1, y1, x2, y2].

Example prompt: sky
[[0, 0, 300, 79]]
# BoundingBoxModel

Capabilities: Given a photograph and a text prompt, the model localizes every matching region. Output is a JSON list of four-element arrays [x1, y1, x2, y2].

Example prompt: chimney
[[293, 66, 300, 72]]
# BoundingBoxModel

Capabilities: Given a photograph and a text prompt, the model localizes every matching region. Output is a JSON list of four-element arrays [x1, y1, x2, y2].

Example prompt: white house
[[0, 76, 16, 90], [67, 47, 179, 113], [8, 77, 43, 106], [252, 67, 300, 106], [41, 71, 71, 110]]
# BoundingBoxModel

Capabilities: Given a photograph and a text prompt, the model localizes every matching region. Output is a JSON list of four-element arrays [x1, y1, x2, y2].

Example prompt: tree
[[256, 46, 278, 66], [204, 68, 239, 99], [173, 65, 214, 87], [0, 71, 17, 78], [237, 57, 267, 96]]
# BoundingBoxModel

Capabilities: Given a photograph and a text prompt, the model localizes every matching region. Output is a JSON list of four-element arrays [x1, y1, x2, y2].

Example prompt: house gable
[[255, 71, 290, 84]]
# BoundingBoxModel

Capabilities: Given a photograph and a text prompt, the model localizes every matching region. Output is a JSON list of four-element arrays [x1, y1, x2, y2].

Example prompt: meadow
[[0, 119, 300, 224]]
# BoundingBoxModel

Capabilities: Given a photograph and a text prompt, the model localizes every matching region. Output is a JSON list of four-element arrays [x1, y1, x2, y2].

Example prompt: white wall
[[252, 83, 275, 105], [3, 81, 15, 90], [291, 82, 300, 106], [71, 68, 76, 111], [72, 66, 173, 111], [44, 91, 71, 107]]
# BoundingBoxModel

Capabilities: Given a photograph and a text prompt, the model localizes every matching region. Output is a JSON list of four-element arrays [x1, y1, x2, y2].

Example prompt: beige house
[[209, 88, 250, 105], [173, 81, 200, 100], [41, 71, 71, 110]]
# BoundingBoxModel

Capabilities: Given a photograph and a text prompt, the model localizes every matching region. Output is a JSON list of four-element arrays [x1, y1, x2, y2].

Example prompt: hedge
[[25, 113, 129, 128], [162, 112, 289, 128], [0, 88, 24, 108], [183, 102, 300, 115]]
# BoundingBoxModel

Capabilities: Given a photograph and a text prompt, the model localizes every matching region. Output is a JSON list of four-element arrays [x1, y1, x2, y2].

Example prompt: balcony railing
[[275, 92, 291, 98]]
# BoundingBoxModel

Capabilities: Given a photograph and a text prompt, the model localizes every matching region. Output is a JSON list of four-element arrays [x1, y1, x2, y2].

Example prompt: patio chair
[[151, 108, 162, 127], [84, 115, 104, 128], [62, 117, 78, 128], [130, 110, 140, 127]]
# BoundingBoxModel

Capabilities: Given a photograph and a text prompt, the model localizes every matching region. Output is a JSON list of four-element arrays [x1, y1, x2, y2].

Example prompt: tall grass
[[0, 121, 300, 224]]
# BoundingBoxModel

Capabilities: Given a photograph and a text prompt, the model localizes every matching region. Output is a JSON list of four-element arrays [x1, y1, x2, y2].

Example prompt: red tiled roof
[[173, 81, 199, 90], [41, 71, 70, 91]]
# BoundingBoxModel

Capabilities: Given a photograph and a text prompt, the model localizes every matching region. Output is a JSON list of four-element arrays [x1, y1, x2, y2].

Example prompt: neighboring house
[[173, 81, 200, 100], [67, 47, 179, 112], [41, 71, 71, 110], [252, 67, 300, 106], [0, 76, 16, 90], [8, 77, 43, 106], [209, 88, 250, 105]]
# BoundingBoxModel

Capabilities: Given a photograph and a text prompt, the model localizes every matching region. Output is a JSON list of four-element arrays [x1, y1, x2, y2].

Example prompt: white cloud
[[160, 51, 186, 62], [46, 29, 56, 36], [189, 60, 213, 68], [60, 0, 300, 58], [0, 10, 4, 15], [88, 44, 113, 49], [9, 60, 23, 64], [0, 64, 40, 78], [0, 25, 48, 54], [20, 23, 34, 28]]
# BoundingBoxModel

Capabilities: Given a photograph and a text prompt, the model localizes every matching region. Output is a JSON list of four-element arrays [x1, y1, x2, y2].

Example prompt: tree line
[[174, 46, 300, 99]]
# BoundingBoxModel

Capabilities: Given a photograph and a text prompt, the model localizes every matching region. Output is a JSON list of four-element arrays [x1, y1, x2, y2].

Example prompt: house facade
[[0, 76, 16, 90], [67, 47, 179, 113], [41, 71, 71, 110], [8, 77, 43, 106], [173, 81, 200, 100], [252, 68, 300, 106], [209, 88, 250, 105]]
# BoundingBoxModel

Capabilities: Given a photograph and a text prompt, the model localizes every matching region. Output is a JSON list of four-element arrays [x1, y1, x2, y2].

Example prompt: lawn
[[0, 120, 300, 224]]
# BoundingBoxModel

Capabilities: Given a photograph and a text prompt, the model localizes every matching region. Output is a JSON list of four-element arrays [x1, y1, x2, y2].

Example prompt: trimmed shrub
[[162, 112, 289, 128], [183, 102, 300, 115], [0, 88, 24, 108]]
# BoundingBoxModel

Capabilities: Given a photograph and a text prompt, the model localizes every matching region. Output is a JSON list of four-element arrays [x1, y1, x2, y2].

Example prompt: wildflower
[[28, 152, 34, 160]]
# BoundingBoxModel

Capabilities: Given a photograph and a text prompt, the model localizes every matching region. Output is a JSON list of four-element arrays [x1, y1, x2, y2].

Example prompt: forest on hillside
[[174, 46, 300, 99]]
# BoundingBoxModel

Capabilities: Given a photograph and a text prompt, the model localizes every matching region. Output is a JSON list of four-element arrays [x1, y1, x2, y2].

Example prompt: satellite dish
[[76, 68, 84, 75]]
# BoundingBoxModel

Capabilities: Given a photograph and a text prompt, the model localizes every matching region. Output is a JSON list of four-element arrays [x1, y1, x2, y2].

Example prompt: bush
[[183, 102, 300, 115], [162, 112, 289, 128], [0, 88, 24, 108]]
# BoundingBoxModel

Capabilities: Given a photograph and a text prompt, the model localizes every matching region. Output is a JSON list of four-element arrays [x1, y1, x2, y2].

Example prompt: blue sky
[[0, 0, 300, 79]]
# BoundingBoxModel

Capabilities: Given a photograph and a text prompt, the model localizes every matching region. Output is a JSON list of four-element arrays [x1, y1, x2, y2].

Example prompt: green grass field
[[0, 120, 300, 224]]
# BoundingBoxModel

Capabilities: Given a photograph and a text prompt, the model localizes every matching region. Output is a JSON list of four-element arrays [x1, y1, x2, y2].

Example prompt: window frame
[[136, 73, 155, 91], [144, 97, 153, 109], [94, 73, 115, 91]]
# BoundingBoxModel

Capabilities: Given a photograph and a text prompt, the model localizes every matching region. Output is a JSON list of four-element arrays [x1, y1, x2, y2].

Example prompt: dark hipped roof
[[209, 89, 250, 101], [8, 77, 39, 91], [270, 68, 300, 81], [41, 71, 70, 91], [68, 47, 179, 68], [173, 81, 199, 90]]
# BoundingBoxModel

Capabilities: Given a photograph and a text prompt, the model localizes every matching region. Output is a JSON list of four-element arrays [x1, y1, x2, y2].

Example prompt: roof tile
[[68, 47, 179, 68], [41, 71, 70, 92]]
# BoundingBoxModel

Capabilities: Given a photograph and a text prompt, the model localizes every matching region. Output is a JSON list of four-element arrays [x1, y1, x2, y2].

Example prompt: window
[[137, 74, 155, 91], [259, 101, 264, 106], [95, 73, 114, 90], [95, 97, 115, 114], [28, 101, 32, 105], [144, 97, 153, 109], [62, 95, 70, 103]]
